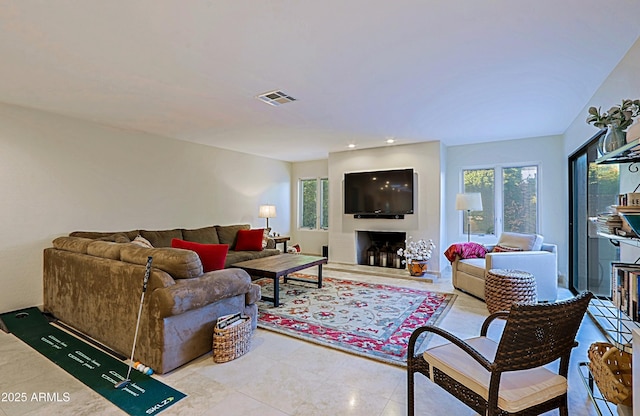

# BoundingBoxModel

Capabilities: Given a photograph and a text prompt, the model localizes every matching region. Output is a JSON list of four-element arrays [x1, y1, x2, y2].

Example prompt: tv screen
[[344, 168, 414, 215]]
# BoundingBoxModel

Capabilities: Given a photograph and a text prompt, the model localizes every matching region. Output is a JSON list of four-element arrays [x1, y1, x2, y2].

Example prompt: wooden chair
[[407, 291, 593, 416]]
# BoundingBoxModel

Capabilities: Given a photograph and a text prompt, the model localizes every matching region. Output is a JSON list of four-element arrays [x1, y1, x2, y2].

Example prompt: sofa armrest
[[486, 251, 558, 301], [151, 268, 253, 317]]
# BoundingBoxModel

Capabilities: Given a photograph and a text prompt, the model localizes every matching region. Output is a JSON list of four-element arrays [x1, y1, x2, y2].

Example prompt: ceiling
[[1, 1, 639, 162]]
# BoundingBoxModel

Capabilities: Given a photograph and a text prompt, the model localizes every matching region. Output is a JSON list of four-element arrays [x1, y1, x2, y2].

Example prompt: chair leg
[[559, 395, 569, 416], [407, 368, 415, 416]]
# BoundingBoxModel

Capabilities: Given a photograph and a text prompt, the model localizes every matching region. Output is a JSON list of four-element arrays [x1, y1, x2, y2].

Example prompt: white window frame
[[460, 162, 541, 243]]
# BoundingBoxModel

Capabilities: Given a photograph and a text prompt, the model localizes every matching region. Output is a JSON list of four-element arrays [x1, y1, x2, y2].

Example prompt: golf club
[[115, 256, 153, 389]]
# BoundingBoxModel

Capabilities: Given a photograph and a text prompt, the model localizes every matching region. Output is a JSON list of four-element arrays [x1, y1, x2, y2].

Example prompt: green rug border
[[256, 276, 457, 367]]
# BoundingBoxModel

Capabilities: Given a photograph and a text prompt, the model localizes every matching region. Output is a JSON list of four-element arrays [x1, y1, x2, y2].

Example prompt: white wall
[[290, 159, 329, 255], [328, 141, 443, 271], [0, 103, 291, 313], [565, 37, 640, 157], [445, 135, 566, 278]]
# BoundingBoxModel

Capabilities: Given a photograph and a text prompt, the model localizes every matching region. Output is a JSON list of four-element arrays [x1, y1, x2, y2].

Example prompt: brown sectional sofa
[[43, 224, 280, 374]]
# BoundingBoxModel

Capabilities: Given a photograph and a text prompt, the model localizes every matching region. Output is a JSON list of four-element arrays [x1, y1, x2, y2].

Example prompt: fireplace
[[355, 231, 406, 268]]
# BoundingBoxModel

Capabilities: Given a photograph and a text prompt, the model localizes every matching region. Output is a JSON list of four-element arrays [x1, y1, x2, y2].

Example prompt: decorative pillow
[[171, 238, 229, 272], [131, 235, 154, 248], [492, 244, 524, 253], [262, 229, 270, 249], [235, 229, 265, 251], [215, 224, 251, 249]]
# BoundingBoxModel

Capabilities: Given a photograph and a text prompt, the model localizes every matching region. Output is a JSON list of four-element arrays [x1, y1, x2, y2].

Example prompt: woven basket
[[587, 342, 632, 406], [213, 316, 252, 363], [485, 269, 537, 314]]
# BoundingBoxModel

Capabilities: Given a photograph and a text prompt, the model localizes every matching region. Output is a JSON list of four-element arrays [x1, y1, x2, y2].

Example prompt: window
[[299, 178, 329, 230], [462, 165, 539, 236]]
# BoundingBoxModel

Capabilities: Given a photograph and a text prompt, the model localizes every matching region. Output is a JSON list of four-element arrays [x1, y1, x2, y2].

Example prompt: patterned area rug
[[255, 274, 456, 366]]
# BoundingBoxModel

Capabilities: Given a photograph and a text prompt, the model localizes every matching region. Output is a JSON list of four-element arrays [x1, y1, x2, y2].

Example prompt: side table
[[273, 236, 290, 252], [485, 269, 537, 314]]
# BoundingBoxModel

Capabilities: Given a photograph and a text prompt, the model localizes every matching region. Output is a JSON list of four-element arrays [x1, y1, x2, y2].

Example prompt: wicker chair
[[407, 291, 593, 416]]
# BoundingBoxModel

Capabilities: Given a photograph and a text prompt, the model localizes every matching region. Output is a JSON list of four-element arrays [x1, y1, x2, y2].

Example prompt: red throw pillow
[[235, 229, 265, 251], [171, 239, 229, 272]]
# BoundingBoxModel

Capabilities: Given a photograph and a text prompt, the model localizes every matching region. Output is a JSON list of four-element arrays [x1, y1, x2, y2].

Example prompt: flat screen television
[[344, 168, 414, 216]]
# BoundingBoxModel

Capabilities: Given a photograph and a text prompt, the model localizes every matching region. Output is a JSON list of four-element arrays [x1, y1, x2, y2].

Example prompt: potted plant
[[586, 99, 640, 153], [397, 237, 436, 276]]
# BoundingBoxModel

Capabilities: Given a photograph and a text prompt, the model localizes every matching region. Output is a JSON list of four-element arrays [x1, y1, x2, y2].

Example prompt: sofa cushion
[[140, 229, 183, 248], [70, 230, 139, 241], [86, 240, 124, 260], [498, 232, 543, 251], [182, 226, 220, 244], [152, 268, 253, 317], [224, 249, 281, 268], [457, 258, 487, 279], [120, 244, 203, 279], [171, 238, 228, 272], [93, 232, 131, 243], [216, 224, 250, 249], [235, 229, 265, 251], [52, 236, 93, 254]]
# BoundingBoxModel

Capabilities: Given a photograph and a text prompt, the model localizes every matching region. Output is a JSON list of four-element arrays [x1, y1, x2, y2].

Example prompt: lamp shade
[[455, 193, 483, 211], [258, 204, 277, 218]]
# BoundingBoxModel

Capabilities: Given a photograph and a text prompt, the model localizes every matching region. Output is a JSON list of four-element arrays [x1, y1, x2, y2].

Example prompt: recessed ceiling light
[[256, 90, 297, 106], [347, 144, 356, 149], [386, 137, 396, 144]]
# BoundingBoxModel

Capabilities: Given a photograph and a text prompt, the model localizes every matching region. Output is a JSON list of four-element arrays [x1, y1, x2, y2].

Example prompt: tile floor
[[0, 265, 608, 415]]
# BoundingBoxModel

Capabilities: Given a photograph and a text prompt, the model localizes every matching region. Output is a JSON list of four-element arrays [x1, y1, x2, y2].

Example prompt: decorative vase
[[408, 260, 428, 276], [602, 125, 627, 153]]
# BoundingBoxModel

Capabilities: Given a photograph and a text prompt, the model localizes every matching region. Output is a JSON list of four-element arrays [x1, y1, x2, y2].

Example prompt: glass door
[[569, 134, 619, 296]]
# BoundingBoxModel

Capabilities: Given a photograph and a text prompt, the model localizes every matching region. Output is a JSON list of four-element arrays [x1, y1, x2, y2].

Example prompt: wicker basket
[[587, 342, 633, 406], [213, 316, 252, 363], [485, 269, 537, 314]]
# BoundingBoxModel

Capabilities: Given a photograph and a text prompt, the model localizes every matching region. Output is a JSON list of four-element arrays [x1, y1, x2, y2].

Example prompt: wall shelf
[[597, 231, 640, 248], [596, 137, 640, 165]]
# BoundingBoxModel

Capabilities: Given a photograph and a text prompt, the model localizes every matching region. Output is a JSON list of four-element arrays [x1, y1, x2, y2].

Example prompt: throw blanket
[[444, 242, 487, 263]]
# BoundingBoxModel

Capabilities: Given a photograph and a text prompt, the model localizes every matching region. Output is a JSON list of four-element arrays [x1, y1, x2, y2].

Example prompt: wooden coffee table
[[231, 254, 327, 307]]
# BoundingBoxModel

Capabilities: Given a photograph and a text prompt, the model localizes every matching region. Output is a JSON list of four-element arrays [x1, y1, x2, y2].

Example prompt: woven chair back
[[493, 291, 593, 372]]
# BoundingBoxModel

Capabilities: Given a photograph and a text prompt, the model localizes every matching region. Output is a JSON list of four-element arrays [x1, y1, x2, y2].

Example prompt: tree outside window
[[300, 178, 329, 230], [462, 165, 539, 236]]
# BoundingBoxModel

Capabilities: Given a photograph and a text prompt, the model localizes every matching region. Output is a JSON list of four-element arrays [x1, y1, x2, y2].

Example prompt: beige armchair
[[451, 232, 558, 302]]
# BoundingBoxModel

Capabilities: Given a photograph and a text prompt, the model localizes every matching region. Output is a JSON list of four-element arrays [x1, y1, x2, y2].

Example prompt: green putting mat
[[0, 307, 186, 415]]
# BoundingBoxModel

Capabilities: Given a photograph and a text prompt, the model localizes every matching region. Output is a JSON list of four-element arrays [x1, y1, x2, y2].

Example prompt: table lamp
[[258, 204, 277, 229], [456, 193, 483, 242]]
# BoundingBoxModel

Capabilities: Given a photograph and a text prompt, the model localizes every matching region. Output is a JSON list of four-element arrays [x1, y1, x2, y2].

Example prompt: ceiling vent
[[256, 90, 297, 106]]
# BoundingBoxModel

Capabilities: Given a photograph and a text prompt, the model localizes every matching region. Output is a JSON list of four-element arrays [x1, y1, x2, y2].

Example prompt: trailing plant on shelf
[[397, 237, 435, 265], [586, 99, 640, 130]]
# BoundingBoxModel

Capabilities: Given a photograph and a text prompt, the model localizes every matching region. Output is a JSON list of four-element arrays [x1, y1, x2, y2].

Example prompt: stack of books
[[594, 213, 623, 234]]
